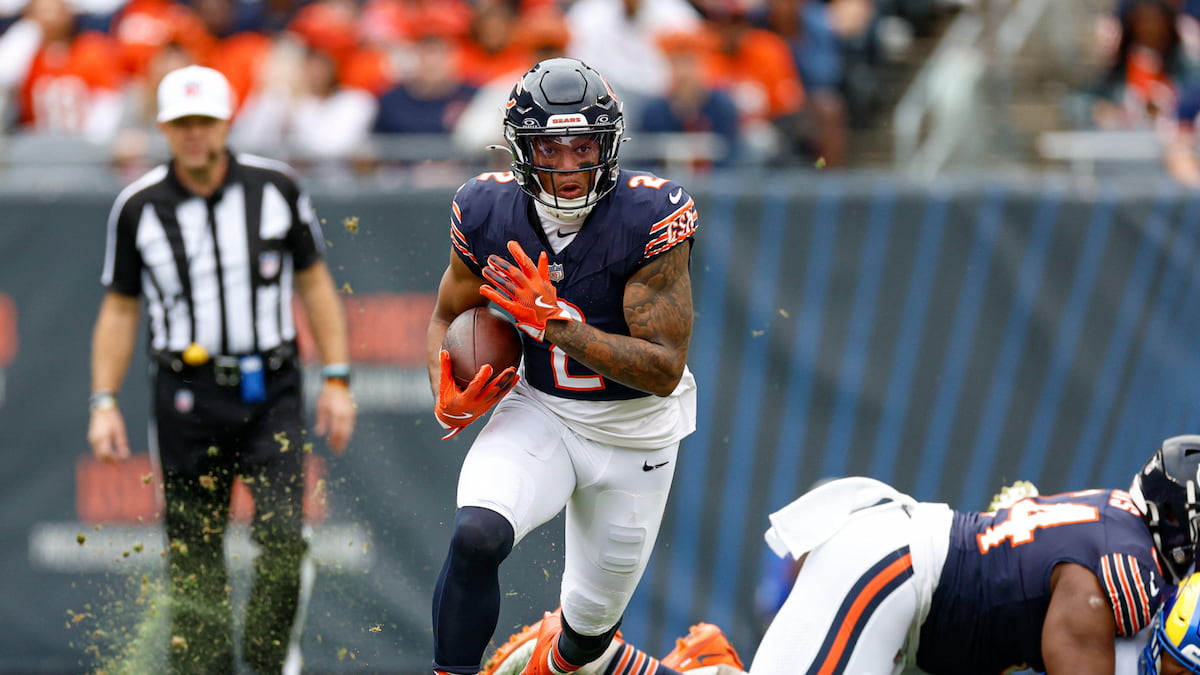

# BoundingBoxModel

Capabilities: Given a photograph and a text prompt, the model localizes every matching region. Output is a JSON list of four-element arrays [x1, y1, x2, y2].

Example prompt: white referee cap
[[157, 65, 233, 123]]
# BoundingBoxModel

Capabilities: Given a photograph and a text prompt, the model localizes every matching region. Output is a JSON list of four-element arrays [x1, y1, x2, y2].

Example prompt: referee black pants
[[153, 359, 308, 675]]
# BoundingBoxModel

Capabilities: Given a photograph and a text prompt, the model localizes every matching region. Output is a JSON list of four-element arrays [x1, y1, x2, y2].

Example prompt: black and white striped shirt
[[102, 151, 325, 354]]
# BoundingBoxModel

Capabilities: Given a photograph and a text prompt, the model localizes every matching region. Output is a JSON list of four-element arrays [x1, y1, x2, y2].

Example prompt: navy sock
[[431, 506, 515, 671], [559, 614, 622, 666], [602, 643, 683, 675]]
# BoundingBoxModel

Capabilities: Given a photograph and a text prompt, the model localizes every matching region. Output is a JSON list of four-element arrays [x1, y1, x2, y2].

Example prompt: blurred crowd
[[0, 0, 938, 176], [1070, 0, 1200, 186]]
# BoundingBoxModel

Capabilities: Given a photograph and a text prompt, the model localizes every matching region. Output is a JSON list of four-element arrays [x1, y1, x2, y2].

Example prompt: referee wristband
[[89, 390, 117, 412], [322, 364, 351, 387]]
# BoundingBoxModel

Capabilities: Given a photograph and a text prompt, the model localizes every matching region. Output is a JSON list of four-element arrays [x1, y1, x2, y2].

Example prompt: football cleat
[[519, 609, 579, 675], [660, 623, 744, 671], [481, 615, 544, 675]]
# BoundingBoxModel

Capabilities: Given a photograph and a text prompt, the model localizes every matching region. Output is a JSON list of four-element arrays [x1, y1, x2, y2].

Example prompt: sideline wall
[[1, 174, 1195, 670]]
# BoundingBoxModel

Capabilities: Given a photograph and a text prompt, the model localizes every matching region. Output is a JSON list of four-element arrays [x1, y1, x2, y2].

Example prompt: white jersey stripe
[[135, 203, 188, 351], [213, 184, 255, 353], [103, 156, 324, 354]]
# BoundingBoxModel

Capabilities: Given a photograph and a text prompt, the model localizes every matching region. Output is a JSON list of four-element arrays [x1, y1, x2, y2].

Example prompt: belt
[[152, 342, 297, 384]]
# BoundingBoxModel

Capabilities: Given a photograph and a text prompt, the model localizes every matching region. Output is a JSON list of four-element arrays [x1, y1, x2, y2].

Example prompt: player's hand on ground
[[480, 240, 573, 341], [434, 349, 518, 440], [315, 382, 356, 454], [88, 407, 131, 464]]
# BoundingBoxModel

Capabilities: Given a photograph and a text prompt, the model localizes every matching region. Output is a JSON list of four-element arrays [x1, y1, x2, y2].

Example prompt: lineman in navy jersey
[[485, 438, 1200, 675], [744, 437, 1199, 675], [426, 58, 698, 675]]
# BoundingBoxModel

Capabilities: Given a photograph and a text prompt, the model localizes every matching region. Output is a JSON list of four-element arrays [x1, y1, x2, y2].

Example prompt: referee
[[86, 65, 356, 674]]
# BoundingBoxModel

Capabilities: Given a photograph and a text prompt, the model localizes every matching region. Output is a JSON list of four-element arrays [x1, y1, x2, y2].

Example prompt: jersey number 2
[[551, 302, 604, 391]]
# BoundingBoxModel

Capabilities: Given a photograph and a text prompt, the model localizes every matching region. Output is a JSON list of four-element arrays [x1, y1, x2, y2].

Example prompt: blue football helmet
[[501, 57, 624, 221], [1141, 573, 1197, 674], [1130, 435, 1200, 584]]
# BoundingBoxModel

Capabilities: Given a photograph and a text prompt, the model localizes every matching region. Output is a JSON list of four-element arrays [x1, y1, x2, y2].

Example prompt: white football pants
[[457, 389, 679, 636], [751, 501, 951, 675]]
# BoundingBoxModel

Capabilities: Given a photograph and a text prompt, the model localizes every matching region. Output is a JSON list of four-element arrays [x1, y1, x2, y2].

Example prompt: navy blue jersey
[[448, 169, 697, 401], [916, 489, 1165, 674]]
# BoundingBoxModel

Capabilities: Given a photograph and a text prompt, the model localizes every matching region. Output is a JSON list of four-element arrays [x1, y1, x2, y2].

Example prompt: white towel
[[763, 476, 918, 559]]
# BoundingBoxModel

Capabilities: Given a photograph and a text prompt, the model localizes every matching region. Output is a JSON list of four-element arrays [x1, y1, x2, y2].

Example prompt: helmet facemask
[[506, 126, 623, 221]]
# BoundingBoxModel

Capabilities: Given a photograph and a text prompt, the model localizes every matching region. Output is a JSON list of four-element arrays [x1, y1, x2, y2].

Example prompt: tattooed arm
[[543, 243, 694, 397]]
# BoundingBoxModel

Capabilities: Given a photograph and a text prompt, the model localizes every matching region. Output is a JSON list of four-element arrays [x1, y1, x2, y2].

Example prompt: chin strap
[[536, 191, 595, 223]]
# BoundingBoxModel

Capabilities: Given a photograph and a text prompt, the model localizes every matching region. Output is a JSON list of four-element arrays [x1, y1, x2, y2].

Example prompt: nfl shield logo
[[548, 262, 564, 282], [259, 251, 281, 279]]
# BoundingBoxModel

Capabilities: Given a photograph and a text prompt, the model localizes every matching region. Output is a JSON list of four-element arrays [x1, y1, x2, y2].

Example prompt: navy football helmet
[[501, 57, 624, 221], [1141, 572, 1198, 674], [1130, 435, 1200, 584]]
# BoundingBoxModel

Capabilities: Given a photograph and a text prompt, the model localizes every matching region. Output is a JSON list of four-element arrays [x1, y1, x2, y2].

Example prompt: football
[[442, 307, 523, 388]]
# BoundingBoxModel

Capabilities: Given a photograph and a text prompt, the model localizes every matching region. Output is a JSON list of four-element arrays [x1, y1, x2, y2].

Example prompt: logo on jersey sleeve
[[644, 201, 698, 260]]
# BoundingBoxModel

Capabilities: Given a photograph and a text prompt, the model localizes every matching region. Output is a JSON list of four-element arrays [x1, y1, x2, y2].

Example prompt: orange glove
[[480, 240, 573, 341], [434, 350, 518, 440]]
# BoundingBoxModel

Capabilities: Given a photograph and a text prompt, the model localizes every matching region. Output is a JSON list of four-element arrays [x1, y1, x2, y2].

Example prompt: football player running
[[425, 57, 699, 675], [482, 436, 1200, 675]]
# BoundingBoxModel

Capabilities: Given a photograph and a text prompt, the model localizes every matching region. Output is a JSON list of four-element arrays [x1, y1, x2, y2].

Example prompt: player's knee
[[450, 506, 515, 566], [596, 524, 646, 574]]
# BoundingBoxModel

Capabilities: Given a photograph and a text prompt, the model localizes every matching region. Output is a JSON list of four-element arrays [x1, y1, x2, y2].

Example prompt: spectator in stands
[[111, 40, 193, 171], [352, 0, 473, 96], [455, 0, 532, 88], [109, 0, 211, 81], [1083, 0, 1193, 131], [0, 0, 124, 143], [699, 0, 806, 165], [196, 0, 274, 114], [640, 30, 743, 168], [751, 0, 849, 166], [566, 0, 703, 127], [374, 24, 476, 137], [451, 5, 571, 162], [232, 42, 377, 165], [1162, 82, 1200, 186], [825, 0, 884, 129]]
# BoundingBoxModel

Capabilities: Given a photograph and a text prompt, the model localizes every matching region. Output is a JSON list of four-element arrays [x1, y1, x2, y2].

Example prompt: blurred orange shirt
[[110, 0, 214, 78], [19, 32, 124, 131], [205, 32, 273, 114], [704, 25, 804, 120], [339, 47, 396, 96], [455, 41, 531, 88]]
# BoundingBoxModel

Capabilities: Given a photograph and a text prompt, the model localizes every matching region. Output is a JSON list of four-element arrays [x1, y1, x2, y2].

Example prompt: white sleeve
[[1115, 625, 1150, 674], [83, 89, 126, 145], [450, 79, 510, 157], [0, 19, 43, 91]]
